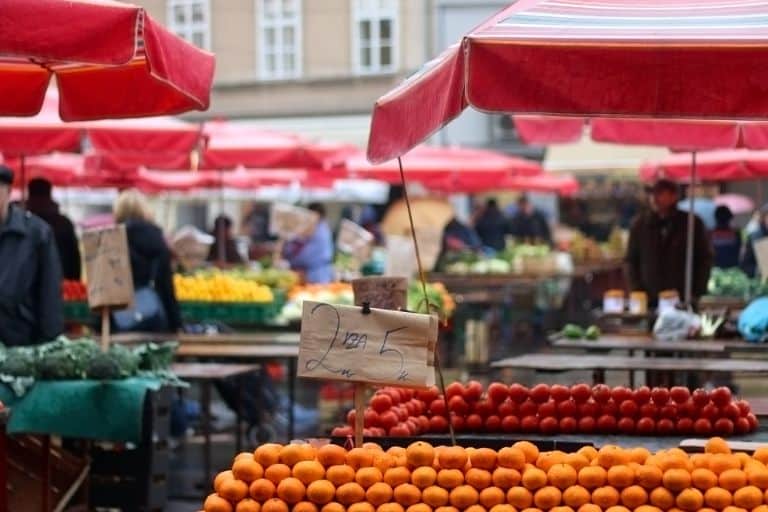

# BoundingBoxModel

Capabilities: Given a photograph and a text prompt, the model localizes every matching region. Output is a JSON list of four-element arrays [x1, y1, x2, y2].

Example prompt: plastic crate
[[180, 291, 284, 326], [63, 301, 92, 324]]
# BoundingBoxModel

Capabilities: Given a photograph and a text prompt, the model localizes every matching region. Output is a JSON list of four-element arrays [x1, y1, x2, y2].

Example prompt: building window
[[352, 0, 398, 75], [257, 0, 302, 80], [167, 0, 211, 50]]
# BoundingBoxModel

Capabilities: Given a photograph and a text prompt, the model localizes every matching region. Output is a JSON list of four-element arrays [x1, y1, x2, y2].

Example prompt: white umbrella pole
[[684, 151, 697, 307]]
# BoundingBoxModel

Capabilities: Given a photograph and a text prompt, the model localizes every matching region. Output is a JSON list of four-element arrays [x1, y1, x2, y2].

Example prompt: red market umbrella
[[422, 172, 578, 196], [339, 145, 541, 189], [0, 0, 215, 121], [367, 0, 768, 164], [202, 121, 355, 170], [640, 149, 768, 183]]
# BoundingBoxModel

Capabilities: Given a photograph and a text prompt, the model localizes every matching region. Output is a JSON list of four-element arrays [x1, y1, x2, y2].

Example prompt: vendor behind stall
[[625, 179, 713, 306], [0, 165, 64, 345]]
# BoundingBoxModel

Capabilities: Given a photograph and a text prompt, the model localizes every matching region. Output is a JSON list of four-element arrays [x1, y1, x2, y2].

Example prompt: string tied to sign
[[397, 156, 456, 446]]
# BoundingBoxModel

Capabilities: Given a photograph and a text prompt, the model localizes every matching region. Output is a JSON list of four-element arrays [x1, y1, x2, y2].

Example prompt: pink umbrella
[[715, 193, 755, 215]]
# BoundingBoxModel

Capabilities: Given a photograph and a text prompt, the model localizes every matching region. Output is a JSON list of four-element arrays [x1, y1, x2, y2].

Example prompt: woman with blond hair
[[113, 189, 181, 332]]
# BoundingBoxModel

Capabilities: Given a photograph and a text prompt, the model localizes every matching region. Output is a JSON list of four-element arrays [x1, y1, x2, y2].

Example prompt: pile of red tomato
[[333, 382, 758, 438], [61, 280, 87, 302]]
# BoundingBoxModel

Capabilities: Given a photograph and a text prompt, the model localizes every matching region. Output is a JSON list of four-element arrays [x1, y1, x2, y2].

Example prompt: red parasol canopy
[[0, 0, 215, 121], [202, 121, 355, 170], [339, 145, 541, 190], [0, 93, 80, 156], [367, 0, 768, 163], [640, 149, 768, 183]]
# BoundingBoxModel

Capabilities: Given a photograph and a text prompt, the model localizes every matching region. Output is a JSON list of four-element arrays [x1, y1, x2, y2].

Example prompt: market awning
[[0, 0, 215, 121], [640, 149, 768, 182], [367, 0, 768, 163]]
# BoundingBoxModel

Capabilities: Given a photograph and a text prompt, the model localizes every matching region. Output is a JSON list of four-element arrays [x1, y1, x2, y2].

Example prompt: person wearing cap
[[625, 179, 713, 306], [741, 203, 768, 277], [26, 178, 81, 280], [0, 165, 64, 345]]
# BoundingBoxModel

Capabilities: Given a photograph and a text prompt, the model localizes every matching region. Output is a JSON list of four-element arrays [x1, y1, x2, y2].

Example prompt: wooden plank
[[171, 362, 260, 380], [175, 343, 299, 359], [491, 353, 768, 373], [552, 337, 727, 353]]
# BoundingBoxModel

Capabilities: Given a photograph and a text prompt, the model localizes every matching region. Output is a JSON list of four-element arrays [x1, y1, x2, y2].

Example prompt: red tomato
[[379, 410, 399, 430], [404, 401, 418, 417], [538, 401, 557, 419], [347, 409, 356, 427], [571, 383, 592, 404], [540, 416, 559, 435], [385, 388, 402, 405], [530, 384, 551, 404], [446, 382, 464, 400], [430, 399, 447, 416], [395, 406, 409, 422], [466, 414, 484, 432], [747, 413, 759, 431], [332, 426, 353, 437], [656, 418, 675, 435], [714, 418, 735, 436], [578, 416, 596, 434], [557, 400, 578, 419], [485, 415, 501, 432], [611, 386, 632, 404], [508, 383, 529, 403], [429, 415, 449, 433], [521, 415, 539, 433], [498, 399, 517, 418], [550, 384, 571, 402], [597, 415, 617, 434], [639, 403, 658, 419], [670, 386, 691, 404], [711, 386, 733, 408], [632, 386, 652, 405], [578, 401, 599, 419], [651, 387, 670, 406], [448, 396, 469, 416], [519, 399, 538, 418], [678, 401, 697, 418], [600, 401, 618, 417], [691, 388, 710, 408], [700, 403, 719, 420], [676, 417, 694, 435], [559, 416, 578, 434], [693, 418, 712, 436], [417, 415, 430, 433], [416, 386, 440, 404], [364, 409, 380, 428], [451, 415, 466, 432], [659, 404, 678, 419], [619, 400, 639, 418], [501, 415, 520, 433], [636, 417, 655, 435], [618, 417, 636, 434], [463, 380, 483, 403], [487, 382, 509, 404], [592, 384, 612, 404], [389, 423, 411, 437], [736, 400, 752, 417], [473, 399, 495, 418], [735, 417, 751, 435], [721, 403, 741, 420]]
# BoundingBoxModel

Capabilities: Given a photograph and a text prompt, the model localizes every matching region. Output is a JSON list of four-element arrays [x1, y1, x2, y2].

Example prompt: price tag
[[755, 238, 768, 280], [269, 203, 319, 240], [298, 301, 436, 387], [337, 219, 374, 261], [82, 225, 134, 309], [352, 277, 408, 311]]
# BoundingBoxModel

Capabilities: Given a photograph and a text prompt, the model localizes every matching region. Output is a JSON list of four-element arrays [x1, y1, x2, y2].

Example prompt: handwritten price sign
[[82, 225, 134, 309], [298, 301, 436, 388], [269, 203, 319, 241]]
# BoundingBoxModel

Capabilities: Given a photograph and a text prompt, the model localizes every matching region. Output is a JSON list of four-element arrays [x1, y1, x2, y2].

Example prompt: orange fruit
[[692, 454, 711, 470], [215, 471, 235, 493], [577, 505, 601, 512], [437, 469, 464, 489], [692, 468, 719, 490], [327, 465, 356, 486], [294, 461, 327, 485], [522, 468, 548, 491], [347, 448, 376, 470], [307, 480, 337, 505], [423, 485, 450, 508], [578, 466, 607, 490], [385, 467, 413, 488], [336, 482, 366, 506], [440, 446, 470, 470], [562, 485, 591, 508], [412, 466, 438, 489], [365, 482, 394, 506], [733, 485, 763, 509], [295, 502, 320, 512], [706, 438, 732, 455], [406, 505, 432, 512], [277, 477, 306, 504], [722, 507, 748, 512], [752, 506, 768, 512], [262, 499, 289, 512], [348, 504, 374, 512], [363, 442, 383, 452], [204, 494, 233, 512], [321, 503, 346, 512], [663, 469, 692, 492], [471, 448, 498, 471], [373, 452, 397, 474], [720, 469, 748, 492], [489, 506, 515, 512], [235, 452, 255, 462], [592, 486, 620, 509], [498, 447, 527, 471], [507, 486, 534, 509], [406, 442, 436, 468], [628, 448, 651, 465], [597, 446, 628, 469], [534, 486, 562, 509], [634, 507, 662, 512], [233, 458, 265, 483], [578, 447, 598, 462], [550, 507, 575, 512], [450, 485, 480, 509], [265, 464, 292, 485], [479, 486, 505, 508], [235, 498, 261, 512], [492, 467, 521, 489], [394, 483, 422, 507], [649, 487, 675, 510], [676, 488, 704, 512], [620, 485, 647, 508], [513, 442, 540, 464], [737, 453, 753, 468], [280, 444, 315, 467], [636, 465, 663, 490], [604, 507, 630, 512], [357, 467, 384, 489], [705, 487, 734, 509], [219, 479, 249, 502], [250, 478, 277, 501], [754, 447, 768, 465], [254, 444, 282, 467], [378, 505, 405, 512], [748, 467, 768, 489], [466, 468, 493, 491], [564, 454, 590, 473], [463, 506, 485, 512], [318, 445, 349, 467], [607, 465, 635, 489], [549, 464, 578, 490], [711, 455, 742, 475], [537, 452, 567, 472], [434, 507, 459, 512]]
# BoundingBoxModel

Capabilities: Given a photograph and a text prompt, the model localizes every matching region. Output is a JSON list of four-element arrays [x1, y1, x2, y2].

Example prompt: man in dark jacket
[[0, 166, 64, 345], [474, 198, 507, 251], [508, 195, 552, 245], [626, 179, 713, 306], [26, 178, 81, 280]]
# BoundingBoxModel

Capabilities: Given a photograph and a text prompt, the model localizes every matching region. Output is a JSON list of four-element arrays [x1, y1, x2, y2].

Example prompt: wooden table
[[551, 336, 728, 353], [171, 362, 260, 492], [491, 353, 768, 384]]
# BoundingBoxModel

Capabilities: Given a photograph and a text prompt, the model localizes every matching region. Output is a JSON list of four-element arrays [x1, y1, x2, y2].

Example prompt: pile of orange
[[202, 438, 768, 512]]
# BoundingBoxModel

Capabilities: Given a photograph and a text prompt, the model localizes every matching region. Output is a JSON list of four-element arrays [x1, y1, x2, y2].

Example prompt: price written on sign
[[298, 300, 436, 388], [269, 203, 319, 241]]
